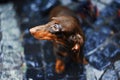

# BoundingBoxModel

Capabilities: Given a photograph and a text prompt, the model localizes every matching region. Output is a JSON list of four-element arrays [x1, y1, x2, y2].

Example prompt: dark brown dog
[[30, 6, 87, 73]]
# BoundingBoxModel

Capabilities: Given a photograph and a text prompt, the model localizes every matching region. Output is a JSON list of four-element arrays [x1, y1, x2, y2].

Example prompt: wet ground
[[0, 0, 120, 80]]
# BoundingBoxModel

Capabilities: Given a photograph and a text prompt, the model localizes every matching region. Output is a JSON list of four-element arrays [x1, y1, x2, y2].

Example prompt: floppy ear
[[71, 33, 84, 53], [71, 34, 86, 63]]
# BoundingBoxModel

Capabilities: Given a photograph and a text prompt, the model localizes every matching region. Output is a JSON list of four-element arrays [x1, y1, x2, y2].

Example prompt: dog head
[[30, 16, 85, 51]]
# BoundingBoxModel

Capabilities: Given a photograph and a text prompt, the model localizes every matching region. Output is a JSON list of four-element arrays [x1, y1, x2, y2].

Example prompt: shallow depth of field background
[[0, 0, 120, 80]]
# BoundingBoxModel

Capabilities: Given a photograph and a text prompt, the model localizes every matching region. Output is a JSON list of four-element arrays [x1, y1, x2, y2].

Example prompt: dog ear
[[71, 34, 84, 51], [71, 33, 87, 63]]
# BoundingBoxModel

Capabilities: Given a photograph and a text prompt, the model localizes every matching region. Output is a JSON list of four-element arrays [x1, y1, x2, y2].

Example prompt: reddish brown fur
[[30, 6, 87, 73]]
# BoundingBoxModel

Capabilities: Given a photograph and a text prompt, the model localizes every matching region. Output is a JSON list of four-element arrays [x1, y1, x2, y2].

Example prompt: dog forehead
[[52, 16, 75, 22], [51, 16, 78, 32]]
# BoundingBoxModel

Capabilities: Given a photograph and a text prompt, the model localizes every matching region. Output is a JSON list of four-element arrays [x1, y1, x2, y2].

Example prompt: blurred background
[[0, 0, 120, 80]]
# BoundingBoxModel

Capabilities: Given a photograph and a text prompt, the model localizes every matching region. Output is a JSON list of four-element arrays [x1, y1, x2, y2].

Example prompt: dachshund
[[30, 6, 88, 73]]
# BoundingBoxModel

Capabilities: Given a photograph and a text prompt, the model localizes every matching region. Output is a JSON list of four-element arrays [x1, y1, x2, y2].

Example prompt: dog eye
[[51, 24, 62, 32]]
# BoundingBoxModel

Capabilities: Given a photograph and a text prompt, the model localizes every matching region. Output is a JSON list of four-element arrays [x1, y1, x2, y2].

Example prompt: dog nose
[[30, 28, 36, 34]]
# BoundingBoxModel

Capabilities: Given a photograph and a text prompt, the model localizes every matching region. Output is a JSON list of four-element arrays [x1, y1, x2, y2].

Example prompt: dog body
[[30, 6, 86, 73]]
